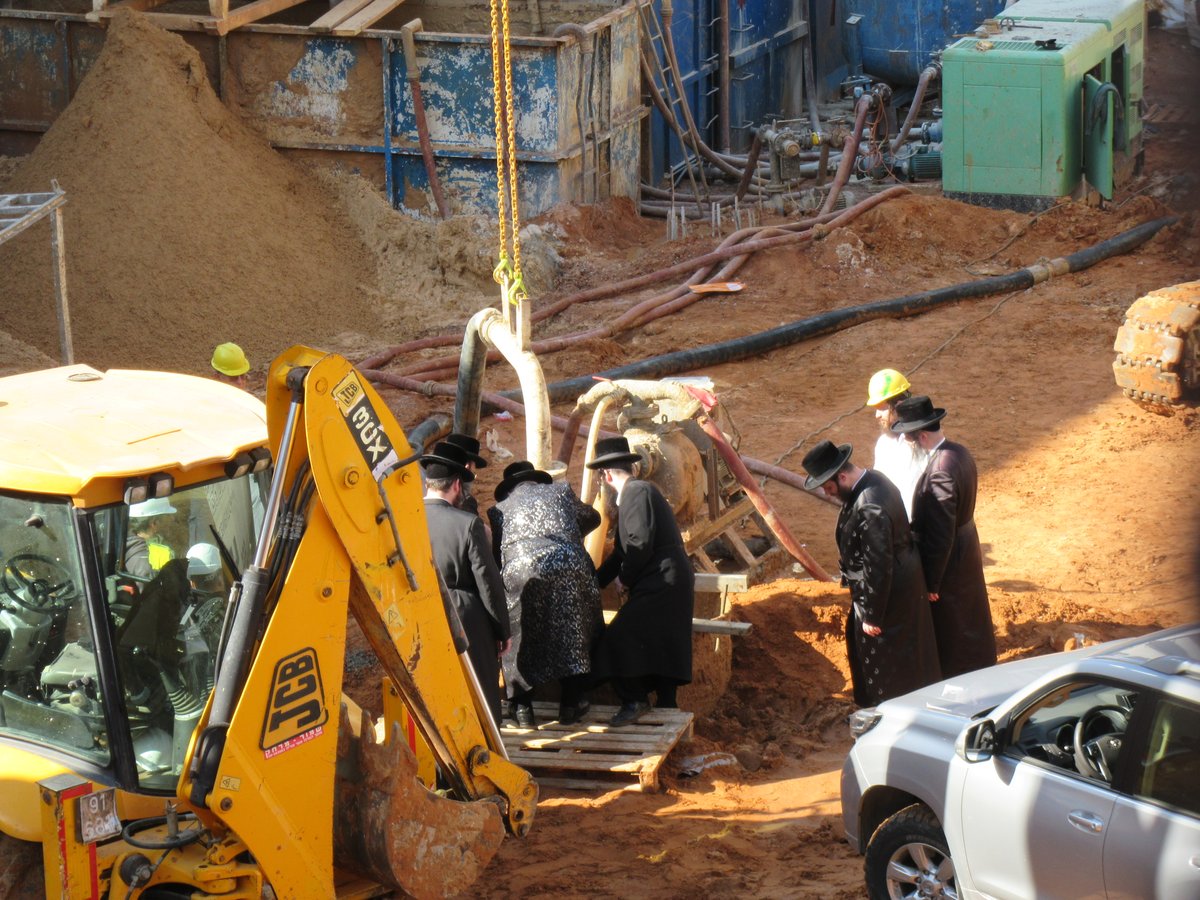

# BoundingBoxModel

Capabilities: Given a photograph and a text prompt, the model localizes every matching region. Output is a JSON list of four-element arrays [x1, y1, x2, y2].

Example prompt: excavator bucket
[[333, 703, 505, 899]]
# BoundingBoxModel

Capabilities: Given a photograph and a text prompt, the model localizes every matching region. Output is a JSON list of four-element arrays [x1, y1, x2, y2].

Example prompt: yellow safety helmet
[[211, 342, 250, 377], [866, 368, 911, 407]]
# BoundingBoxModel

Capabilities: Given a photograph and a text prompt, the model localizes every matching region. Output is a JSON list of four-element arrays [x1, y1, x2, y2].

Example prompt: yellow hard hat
[[211, 342, 250, 377], [866, 369, 911, 407]]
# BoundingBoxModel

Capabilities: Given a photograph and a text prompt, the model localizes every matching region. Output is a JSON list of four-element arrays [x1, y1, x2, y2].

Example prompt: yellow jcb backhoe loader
[[0, 345, 535, 898]]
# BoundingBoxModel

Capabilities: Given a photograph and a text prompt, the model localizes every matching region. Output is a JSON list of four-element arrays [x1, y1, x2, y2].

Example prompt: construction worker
[[186, 542, 225, 596], [211, 342, 250, 390], [125, 497, 178, 579], [866, 368, 926, 520]]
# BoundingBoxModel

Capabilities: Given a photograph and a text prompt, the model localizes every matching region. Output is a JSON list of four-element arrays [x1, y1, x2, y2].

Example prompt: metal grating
[[1133, 22, 1143, 43]]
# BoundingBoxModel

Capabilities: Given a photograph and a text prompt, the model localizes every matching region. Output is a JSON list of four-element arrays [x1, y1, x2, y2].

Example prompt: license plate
[[77, 788, 121, 844]]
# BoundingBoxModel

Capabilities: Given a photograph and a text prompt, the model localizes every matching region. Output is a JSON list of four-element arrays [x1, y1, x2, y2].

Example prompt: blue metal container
[[845, 0, 1006, 85], [0, 2, 643, 219]]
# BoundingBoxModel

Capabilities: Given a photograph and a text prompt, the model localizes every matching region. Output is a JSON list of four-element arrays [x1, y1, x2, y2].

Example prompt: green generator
[[941, 0, 1145, 210]]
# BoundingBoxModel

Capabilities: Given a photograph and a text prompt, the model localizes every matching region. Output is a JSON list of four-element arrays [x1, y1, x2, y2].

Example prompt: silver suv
[[841, 624, 1200, 899]]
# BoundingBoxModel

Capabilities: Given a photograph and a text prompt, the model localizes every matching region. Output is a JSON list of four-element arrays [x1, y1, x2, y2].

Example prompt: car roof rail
[[1142, 656, 1200, 680]]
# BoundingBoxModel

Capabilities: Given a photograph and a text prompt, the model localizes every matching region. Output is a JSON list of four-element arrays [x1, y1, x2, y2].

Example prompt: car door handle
[[1068, 810, 1105, 834]]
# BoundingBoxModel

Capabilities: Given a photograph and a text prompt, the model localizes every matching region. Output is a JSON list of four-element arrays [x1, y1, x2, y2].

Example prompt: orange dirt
[[2, 13, 1198, 900]]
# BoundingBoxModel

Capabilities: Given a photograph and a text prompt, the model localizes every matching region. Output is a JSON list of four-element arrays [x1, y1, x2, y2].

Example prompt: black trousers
[[511, 673, 590, 708], [614, 675, 678, 708]]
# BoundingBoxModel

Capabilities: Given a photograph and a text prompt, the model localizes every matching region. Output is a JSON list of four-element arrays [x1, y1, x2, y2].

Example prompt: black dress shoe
[[514, 703, 536, 729], [609, 701, 651, 727], [558, 699, 591, 725]]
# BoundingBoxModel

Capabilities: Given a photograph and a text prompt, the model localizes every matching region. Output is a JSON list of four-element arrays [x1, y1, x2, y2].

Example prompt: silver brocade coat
[[487, 481, 604, 694]]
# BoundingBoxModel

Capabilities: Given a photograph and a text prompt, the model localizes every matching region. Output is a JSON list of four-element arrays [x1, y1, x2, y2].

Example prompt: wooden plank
[[693, 571, 748, 593], [508, 753, 646, 772], [330, 0, 406, 35], [214, 0, 308, 34], [681, 496, 754, 551], [600, 608, 749, 637], [722, 526, 759, 568], [208, 0, 229, 20], [310, 0, 375, 30], [692, 547, 720, 574]]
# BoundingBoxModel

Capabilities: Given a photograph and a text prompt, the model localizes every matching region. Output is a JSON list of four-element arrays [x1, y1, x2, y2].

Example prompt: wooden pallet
[[500, 702, 693, 793]]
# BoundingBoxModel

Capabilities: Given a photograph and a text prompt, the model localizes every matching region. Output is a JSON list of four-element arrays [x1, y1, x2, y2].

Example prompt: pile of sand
[[0, 11, 510, 376]]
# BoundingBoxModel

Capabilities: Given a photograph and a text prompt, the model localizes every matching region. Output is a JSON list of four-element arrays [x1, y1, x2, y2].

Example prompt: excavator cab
[[0, 468, 268, 799]]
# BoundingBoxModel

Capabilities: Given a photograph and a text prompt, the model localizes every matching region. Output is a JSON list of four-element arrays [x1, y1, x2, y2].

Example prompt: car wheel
[[864, 803, 958, 900]]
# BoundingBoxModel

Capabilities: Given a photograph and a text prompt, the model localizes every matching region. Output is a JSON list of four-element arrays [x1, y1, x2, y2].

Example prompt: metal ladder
[[638, 0, 708, 204]]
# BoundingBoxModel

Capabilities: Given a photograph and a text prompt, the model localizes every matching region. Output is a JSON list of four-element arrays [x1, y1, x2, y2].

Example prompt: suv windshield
[[0, 472, 265, 791]]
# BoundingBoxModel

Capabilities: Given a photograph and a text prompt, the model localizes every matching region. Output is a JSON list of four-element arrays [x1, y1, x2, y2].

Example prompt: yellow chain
[[489, 0, 525, 304], [488, 0, 509, 278], [499, 0, 524, 299]]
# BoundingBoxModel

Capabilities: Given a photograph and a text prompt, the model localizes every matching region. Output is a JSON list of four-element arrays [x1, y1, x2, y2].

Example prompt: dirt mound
[[0, 12, 381, 373]]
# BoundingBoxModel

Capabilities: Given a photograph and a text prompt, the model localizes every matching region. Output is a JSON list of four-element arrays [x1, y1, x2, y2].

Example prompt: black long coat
[[909, 439, 997, 678], [594, 479, 694, 685], [424, 497, 510, 723], [836, 470, 941, 705], [488, 481, 603, 694]]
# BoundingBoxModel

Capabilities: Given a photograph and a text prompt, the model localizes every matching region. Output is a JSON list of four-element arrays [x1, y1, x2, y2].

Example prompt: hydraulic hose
[[891, 63, 939, 155], [391, 192, 898, 382], [820, 93, 872, 215], [694, 412, 832, 581], [531, 215, 1179, 403]]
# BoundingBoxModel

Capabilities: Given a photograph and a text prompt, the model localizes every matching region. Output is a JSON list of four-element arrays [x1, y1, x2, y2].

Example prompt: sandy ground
[[1, 12, 1198, 899]]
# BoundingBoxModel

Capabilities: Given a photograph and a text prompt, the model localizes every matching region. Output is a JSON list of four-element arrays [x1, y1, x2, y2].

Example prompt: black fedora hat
[[494, 460, 553, 501], [444, 432, 487, 468], [585, 436, 642, 470], [419, 441, 475, 482], [800, 439, 853, 490], [890, 396, 947, 434]]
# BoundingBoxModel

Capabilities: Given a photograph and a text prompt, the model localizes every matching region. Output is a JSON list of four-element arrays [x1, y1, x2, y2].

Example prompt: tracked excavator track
[[1112, 281, 1200, 415]]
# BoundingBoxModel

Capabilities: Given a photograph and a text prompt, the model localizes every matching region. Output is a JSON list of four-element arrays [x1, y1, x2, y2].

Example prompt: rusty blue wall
[[0, 4, 644, 218]]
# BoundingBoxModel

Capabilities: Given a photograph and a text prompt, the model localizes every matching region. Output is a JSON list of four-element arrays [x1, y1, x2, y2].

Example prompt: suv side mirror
[[956, 719, 996, 762]]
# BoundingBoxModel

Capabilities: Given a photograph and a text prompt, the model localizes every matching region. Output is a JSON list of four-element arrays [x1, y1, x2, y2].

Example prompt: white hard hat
[[130, 497, 177, 518], [186, 543, 221, 577]]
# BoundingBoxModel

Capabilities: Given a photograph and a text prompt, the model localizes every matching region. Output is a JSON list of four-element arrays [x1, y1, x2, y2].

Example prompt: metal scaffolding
[[0, 183, 73, 364]]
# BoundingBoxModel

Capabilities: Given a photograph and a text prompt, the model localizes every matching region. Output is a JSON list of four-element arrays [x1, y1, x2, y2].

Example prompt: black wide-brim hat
[[494, 460, 552, 501], [890, 395, 947, 434], [585, 435, 642, 470], [800, 439, 853, 491], [419, 441, 475, 482], [444, 432, 487, 468]]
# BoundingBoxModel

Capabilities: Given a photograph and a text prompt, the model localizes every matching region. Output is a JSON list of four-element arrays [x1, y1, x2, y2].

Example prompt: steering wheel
[[1073, 705, 1129, 782], [2, 553, 75, 613]]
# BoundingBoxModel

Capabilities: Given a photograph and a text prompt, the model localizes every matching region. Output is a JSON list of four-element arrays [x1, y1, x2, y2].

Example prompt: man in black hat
[[488, 461, 603, 728], [443, 432, 488, 515], [800, 439, 940, 706], [586, 436, 694, 727], [421, 441, 510, 725], [892, 396, 996, 678]]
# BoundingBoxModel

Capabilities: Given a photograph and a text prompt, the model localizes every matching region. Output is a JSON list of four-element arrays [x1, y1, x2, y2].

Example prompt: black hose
[[519, 216, 1177, 403]]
